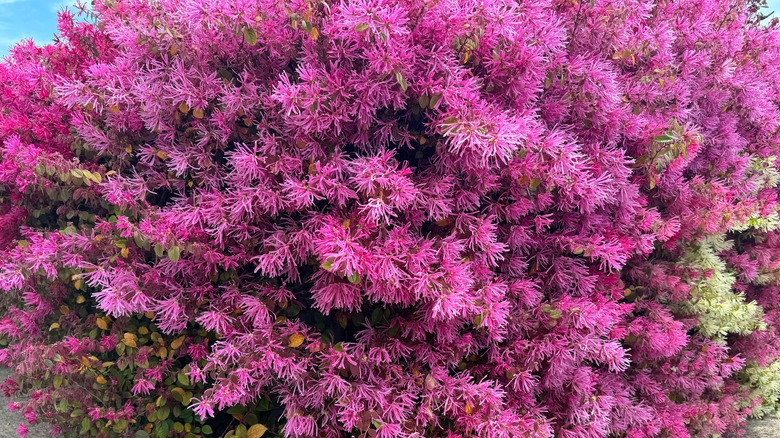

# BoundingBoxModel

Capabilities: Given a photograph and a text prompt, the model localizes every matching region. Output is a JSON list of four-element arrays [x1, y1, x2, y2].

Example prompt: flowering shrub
[[2, 0, 780, 436]]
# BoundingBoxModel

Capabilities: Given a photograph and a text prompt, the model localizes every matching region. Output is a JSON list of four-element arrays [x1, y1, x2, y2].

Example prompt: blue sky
[[0, 0, 780, 56], [770, 0, 780, 17], [0, 0, 73, 56]]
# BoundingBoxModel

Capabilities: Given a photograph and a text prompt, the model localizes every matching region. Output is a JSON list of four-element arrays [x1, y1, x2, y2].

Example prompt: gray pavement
[[746, 419, 780, 438], [0, 368, 48, 437]]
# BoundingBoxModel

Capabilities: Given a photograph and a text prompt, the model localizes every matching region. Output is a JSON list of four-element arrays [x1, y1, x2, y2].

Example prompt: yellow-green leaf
[[244, 27, 258, 46], [247, 424, 268, 438], [168, 245, 181, 262], [171, 335, 186, 350]]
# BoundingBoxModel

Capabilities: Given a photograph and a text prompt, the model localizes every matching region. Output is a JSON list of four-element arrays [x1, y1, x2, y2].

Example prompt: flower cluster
[[2, 0, 780, 437]]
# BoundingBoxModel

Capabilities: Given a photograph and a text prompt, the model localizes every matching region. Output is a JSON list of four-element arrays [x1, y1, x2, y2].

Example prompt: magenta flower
[[0, 0, 780, 437], [131, 379, 155, 397], [190, 397, 215, 420]]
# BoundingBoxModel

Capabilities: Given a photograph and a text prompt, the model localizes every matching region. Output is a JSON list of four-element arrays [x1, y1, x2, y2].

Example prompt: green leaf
[[354, 23, 369, 32], [370, 307, 383, 324], [395, 72, 408, 92], [653, 134, 674, 143], [133, 233, 149, 251], [418, 94, 429, 109], [429, 94, 442, 109], [347, 272, 361, 284], [112, 418, 129, 433], [227, 405, 245, 416], [256, 398, 273, 412], [154, 244, 165, 258], [243, 27, 258, 46], [177, 372, 190, 387], [387, 323, 400, 338], [321, 259, 334, 271], [168, 245, 181, 262], [155, 420, 169, 438], [202, 425, 213, 435], [81, 417, 91, 434], [157, 405, 171, 421]]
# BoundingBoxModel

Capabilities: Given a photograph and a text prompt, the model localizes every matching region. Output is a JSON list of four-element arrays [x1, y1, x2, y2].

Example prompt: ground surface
[[745, 419, 780, 438], [0, 368, 48, 437]]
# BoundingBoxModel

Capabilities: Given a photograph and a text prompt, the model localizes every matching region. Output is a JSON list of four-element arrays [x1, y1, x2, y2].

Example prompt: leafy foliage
[[1, 0, 780, 437]]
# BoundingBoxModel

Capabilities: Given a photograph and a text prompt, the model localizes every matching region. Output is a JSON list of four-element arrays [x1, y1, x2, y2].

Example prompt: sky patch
[[0, 0, 75, 56]]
